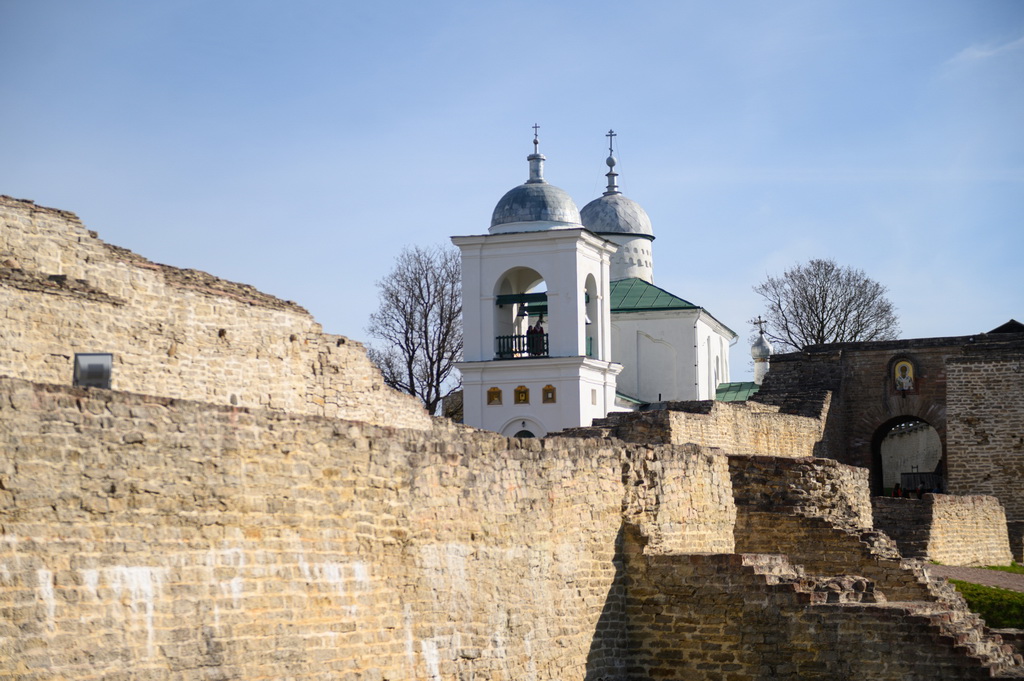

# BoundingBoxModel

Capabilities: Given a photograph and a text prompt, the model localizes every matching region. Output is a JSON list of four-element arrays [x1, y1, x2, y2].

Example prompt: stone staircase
[[628, 548, 1024, 679], [739, 552, 880, 604], [733, 521, 1024, 677]]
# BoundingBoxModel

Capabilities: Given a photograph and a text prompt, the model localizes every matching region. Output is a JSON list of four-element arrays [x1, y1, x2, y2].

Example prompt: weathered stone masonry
[[756, 334, 1024, 545], [0, 195, 430, 430], [0, 376, 734, 680], [873, 495, 1013, 567], [4, 378, 1022, 680]]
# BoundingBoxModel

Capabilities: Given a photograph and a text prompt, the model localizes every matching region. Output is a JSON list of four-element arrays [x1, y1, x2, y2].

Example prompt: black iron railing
[[496, 333, 548, 359]]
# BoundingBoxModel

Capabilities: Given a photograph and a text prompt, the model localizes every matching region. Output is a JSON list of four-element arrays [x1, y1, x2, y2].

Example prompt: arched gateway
[[752, 323, 1024, 555]]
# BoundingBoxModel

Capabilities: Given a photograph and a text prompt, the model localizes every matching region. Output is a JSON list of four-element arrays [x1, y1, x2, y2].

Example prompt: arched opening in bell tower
[[584, 273, 600, 359], [494, 267, 548, 359]]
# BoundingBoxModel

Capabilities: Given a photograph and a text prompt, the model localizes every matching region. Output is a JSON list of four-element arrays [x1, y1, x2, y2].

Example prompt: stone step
[[740, 554, 880, 603], [739, 552, 804, 583]]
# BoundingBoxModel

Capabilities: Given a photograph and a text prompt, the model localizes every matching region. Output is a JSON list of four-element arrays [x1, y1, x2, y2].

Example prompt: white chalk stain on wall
[[419, 542, 472, 617], [36, 568, 55, 631], [352, 561, 369, 586], [291, 538, 372, 615], [1, 535, 22, 579], [222, 577, 244, 608], [403, 603, 417, 672], [420, 638, 442, 681], [82, 569, 99, 600], [104, 566, 166, 657]]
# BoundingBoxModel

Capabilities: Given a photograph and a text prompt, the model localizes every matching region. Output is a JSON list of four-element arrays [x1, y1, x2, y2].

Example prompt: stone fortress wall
[[567, 398, 829, 457], [0, 196, 430, 431], [2, 196, 1023, 679], [4, 376, 1020, 679], [947, 352, 1024, 562], [873, 495, 1013, 566], [0, 376, 734, 680]]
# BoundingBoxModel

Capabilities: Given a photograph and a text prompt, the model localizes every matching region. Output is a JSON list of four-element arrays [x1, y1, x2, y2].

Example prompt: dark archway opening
[[870, 416, 945, 497], [513, 430, 535, 438]]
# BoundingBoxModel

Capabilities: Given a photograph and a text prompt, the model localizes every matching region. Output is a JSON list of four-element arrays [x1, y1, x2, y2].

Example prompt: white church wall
[[610, 311, 734, 403], [695, 315, 733, 400], [611, 312, 698, 403]]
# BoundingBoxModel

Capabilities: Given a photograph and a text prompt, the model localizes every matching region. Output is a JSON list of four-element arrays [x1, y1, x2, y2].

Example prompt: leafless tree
[[751, 258, 899, 352], [366, 245, 462, 415]]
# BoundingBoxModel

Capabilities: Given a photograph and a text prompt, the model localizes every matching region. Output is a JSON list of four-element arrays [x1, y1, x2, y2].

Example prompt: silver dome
[[580, 193, 653, 237], [490, 182, 581, 229], [751, 333, 773, 359]]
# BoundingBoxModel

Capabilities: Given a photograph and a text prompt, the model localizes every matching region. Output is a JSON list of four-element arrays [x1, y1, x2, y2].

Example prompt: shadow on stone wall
[[584, 523, 632, 681]]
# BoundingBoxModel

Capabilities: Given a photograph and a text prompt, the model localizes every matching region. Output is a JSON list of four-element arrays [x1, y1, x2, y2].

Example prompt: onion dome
[[580, 193, 654, 237], [490, 129, 581, 232], [751, 332, 773, 360], [580, 132, 654, 238]]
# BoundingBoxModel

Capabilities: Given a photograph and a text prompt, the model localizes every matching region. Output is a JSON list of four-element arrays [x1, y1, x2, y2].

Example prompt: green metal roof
[[715, 381, 760, 402], [609, 278, 697, 312]]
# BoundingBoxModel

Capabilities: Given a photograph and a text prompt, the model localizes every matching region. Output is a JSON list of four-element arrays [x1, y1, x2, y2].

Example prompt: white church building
[[452, 131, 737, 438]]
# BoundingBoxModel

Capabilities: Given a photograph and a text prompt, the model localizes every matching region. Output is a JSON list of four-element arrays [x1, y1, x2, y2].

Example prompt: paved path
[[928, 565, 1024, 593]]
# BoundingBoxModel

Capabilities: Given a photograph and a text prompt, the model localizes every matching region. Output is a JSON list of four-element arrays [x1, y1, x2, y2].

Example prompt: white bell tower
[[453, 129, 621, 437]]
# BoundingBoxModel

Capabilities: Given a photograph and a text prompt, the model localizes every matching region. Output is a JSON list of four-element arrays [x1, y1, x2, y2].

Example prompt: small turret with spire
[[751, 316, 773, 385]]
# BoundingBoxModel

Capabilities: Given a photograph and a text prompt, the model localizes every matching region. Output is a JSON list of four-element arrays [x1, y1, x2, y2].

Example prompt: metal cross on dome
[[606, 129, 616, 156], [532, 123, 540, 153], [754, 316, 767, 334]]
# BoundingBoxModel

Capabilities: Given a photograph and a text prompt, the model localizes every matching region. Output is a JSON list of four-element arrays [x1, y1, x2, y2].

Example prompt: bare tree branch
[[751, 258, 899, 353], [366, 245, 463, 415]]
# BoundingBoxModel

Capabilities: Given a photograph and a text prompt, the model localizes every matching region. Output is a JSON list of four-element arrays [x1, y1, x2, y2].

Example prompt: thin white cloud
[[946, 32, 1024, 67], [666, 167, 1024, 185]]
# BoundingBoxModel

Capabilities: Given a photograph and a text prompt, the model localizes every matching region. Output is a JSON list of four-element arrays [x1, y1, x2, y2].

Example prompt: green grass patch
[[949, 579, 1024, 629], [983, 562, 1024, 576]]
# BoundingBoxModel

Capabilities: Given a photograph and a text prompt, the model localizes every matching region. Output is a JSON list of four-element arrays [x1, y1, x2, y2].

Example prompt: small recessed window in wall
[[542, 385, 556, 403], [591, 389, 598, 405], [514, 385, 530, 404], [487, 387, 502, 405]]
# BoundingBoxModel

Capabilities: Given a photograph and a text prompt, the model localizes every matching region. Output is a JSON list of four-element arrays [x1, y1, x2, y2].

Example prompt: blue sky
[[2, 1, 1021, 379]]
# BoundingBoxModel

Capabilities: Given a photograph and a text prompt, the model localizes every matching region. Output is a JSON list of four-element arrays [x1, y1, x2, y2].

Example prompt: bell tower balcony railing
[[495, 333, 549, 359]]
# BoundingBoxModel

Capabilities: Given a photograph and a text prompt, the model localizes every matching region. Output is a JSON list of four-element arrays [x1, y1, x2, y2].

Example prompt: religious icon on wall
[[894, 360, 915, 391]]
